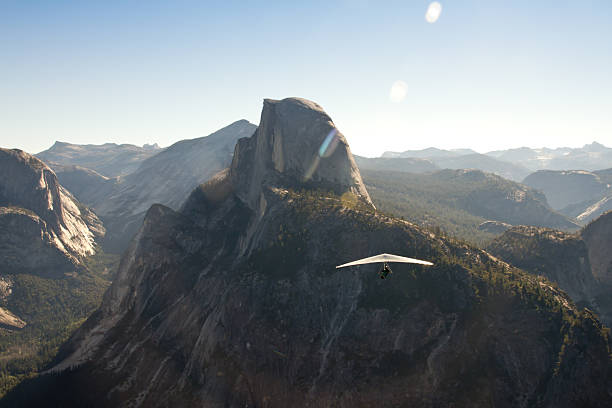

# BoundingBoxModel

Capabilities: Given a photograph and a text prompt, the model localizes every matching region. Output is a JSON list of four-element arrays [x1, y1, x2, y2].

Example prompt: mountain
[[5, 98, 611, 408], [523, 169, 612, 224], [488, 211, 612, 326], [354, 155, 439, 173], [361, 168, 579, 246], [432, 153, 531, 181], [53, 120, 257, 252], [0, 149, 105, 274], [382, 147, 478, 159], [382, 142, 612, 175], [380, 149, 530, 181], [0, 148, 116, 398], [486, 142, 612, 172], [37, 141, 162, 178]]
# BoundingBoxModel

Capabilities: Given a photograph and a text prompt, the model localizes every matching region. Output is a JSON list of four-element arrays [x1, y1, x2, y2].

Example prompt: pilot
[[380, 263, 391, 279]]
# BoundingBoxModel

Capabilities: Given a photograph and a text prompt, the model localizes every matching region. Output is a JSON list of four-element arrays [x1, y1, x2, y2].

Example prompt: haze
[[1, 0, 611, 156]]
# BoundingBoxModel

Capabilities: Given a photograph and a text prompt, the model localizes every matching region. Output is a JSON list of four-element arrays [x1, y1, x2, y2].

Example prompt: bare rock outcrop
[[229, 98, 372, 210], [478, 220, 512, 234], [0, 148, 104, 274]]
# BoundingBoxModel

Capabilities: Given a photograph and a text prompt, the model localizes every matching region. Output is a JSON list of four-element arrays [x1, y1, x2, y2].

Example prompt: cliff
[[0, 148, 104, 273]]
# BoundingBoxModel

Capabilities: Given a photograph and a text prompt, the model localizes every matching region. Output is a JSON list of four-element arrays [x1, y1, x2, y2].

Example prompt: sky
[[1, 0, 611, 157]]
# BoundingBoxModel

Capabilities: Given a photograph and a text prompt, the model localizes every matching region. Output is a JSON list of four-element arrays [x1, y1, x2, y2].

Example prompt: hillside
[[361, 168, 579, 246], [5, 98, 611, 408]]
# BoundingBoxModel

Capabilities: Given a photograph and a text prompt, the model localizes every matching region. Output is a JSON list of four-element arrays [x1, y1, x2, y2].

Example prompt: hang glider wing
[[336, 253, 434, 269]]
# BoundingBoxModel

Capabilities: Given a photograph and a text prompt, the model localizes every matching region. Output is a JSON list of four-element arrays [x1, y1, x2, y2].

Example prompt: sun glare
[[389, 80, 408, 103], [425, 2, 443, 23]]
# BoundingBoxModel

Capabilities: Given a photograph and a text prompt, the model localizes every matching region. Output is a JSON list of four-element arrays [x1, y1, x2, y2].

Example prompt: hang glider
[[336, 253, 433, 279]]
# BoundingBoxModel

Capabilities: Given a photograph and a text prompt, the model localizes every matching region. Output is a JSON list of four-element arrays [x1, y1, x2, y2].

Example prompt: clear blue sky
[[1, 0, 611, 156]]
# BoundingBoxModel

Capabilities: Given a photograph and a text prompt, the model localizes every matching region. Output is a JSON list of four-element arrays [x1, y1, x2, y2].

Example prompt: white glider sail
[[336, 253, 433, 269]]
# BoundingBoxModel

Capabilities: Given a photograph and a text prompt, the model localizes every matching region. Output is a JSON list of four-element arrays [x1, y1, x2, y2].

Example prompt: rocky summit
[[5, 99, 611, 407], [229, 98, 372, 209], [0, 148, 104, 275]]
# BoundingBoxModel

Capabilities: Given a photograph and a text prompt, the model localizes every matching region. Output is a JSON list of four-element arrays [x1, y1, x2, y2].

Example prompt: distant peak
[[583, 141, 607, 152]]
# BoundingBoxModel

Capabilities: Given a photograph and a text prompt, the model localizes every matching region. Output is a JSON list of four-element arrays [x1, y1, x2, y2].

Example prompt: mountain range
[[44, 120, 257, 252], [378, 142, 612, 182], [384, 141, 612, 174], [4, 98, 611, 407]]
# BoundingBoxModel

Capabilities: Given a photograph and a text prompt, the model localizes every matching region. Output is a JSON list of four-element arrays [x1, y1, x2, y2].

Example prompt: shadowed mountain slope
[[5, 99, 611, 408], [488, 211, 612, 326]]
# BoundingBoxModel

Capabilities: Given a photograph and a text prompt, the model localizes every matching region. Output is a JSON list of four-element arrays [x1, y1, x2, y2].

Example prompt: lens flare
[[389, 80, 408, 103], [319, 129, 339, 158], [425, 2, 442, 23], [305, 129, 341, 181]]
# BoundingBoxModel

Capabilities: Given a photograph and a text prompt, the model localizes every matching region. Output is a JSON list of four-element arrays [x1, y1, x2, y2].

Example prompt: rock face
[[49, 164, 116, 211], [37, 141, 161, 178], [53, 120, 257, 253], [478, 220, 512, 234], [0, 149, 104, 274], [229, 98, 372, 209], [5, 99, 611, 408]]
